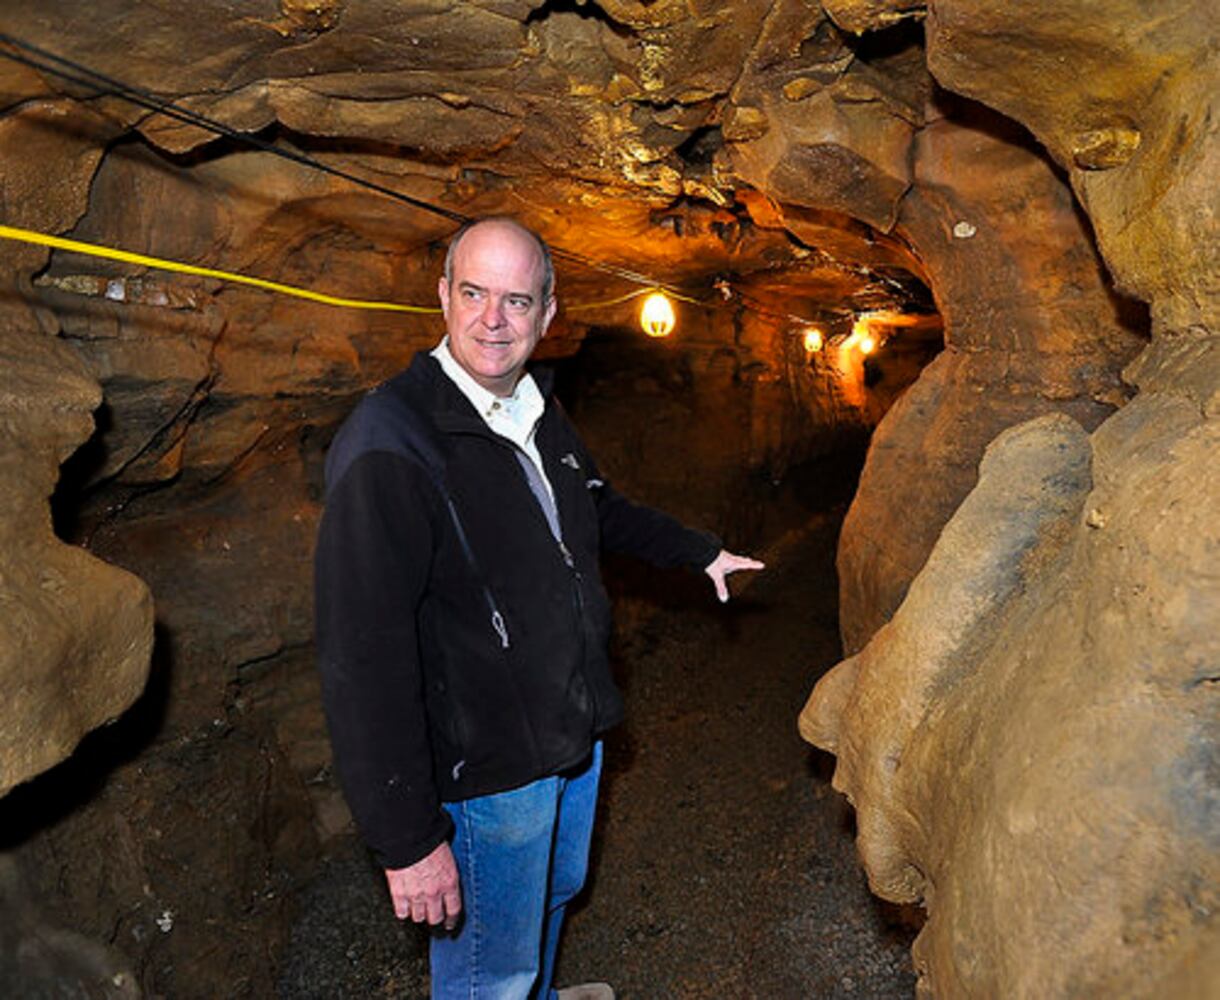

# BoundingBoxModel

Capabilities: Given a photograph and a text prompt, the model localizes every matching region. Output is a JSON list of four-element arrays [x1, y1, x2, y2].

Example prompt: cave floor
[[279, 500, 919, 999]]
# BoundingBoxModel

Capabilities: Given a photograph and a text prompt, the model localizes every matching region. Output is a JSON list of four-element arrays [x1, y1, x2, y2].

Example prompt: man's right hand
[[385, 841, 462, 930]]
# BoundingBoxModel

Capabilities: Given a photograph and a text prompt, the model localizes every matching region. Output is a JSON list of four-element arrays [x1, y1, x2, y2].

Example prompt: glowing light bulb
[[848, 311, 890, 354], [640, 292, 675, 338], [802, 327, 824, 353]]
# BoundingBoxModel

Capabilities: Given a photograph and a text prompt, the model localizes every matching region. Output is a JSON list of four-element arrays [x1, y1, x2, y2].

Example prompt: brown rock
[[0, 101, 113, 235], [0, 96, 152, 797], [1071, 124, 1142, 170], [822, 0, 926, 36], [279, 0, 344, 35], [804, 388, 1220, 995], [722, 104, 769, 142], [727, 90, 913, 230], [836, 96, 1147, 653], [782, 77, 821, 102], [0, 328, 153, 797], [810, 5, 1219, 996], [923, 0, 1218, 325]]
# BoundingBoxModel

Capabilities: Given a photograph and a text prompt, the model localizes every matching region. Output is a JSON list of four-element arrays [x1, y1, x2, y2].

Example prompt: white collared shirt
[[432, 337, 555, 503]]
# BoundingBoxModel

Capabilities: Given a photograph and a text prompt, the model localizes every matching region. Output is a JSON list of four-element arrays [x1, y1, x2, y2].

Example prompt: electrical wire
[[0, 220, 714, 319], [0, 32, 702, 300], [0, 222, 441, 312], [0, 33, 919, 331]]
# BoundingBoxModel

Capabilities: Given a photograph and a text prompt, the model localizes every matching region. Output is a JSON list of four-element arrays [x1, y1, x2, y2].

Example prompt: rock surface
[[800, 2, 1218, 997], [923, 0, 1218, 329], [0, 1, 1213, 997], [0, 97, 153, 799], [835, 95, 1147, 653], [0, 325, 153, 798], [803, 397, 1218, 996]]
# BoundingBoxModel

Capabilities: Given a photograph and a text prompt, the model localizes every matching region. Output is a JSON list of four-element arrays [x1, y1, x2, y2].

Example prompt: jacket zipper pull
[[491, 609, 510, 649]]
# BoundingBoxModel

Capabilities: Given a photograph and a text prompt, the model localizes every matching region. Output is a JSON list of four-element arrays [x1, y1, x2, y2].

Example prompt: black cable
[[4, 30, 912, 336], [0, 33, 470, 225], [3, 34, 933, 327], [0, 32, 698, 297]]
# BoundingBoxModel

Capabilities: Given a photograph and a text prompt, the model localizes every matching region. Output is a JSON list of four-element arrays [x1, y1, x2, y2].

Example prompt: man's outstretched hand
[[704, 549, 765, 602], [385, 841, 462, 930]]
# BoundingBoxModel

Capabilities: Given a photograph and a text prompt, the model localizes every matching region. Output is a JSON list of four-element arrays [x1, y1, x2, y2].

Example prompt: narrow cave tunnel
[[0, 3, 1215, 999]]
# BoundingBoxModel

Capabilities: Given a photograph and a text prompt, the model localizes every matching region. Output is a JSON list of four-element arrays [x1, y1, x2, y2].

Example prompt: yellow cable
[[566, 286, 705, 311], [0, 223, 441, 314], [565, 287, 654, 311], [668, 290, 705, 307], [0, 222, 711, 316]]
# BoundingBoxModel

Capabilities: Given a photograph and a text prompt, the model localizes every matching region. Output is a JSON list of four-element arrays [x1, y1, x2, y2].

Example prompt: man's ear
[[437, 277, 450, 319], [540, 295, 557, 338]]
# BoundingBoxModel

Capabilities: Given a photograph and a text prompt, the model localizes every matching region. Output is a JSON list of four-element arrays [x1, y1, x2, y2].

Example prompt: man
[[315, 218, 763, 999]]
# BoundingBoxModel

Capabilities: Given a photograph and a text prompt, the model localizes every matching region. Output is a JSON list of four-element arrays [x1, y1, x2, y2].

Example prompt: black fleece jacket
[[314, 353, 720, 869]]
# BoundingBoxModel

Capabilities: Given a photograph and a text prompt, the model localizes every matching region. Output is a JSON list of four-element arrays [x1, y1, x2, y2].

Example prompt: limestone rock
[[0, 328, 153, 797], [0, 96, 153, 798], [802, 403, 1220, 995], [804, 413, 1096, 894], [726, 81, 915, 232], [836, 97, 1147, 653], [822, 0, 926, 36], [0, 100, 113, 238], [923, 0, 1218, 328], [1070, 125, 1141, 170], [278, 0, 344, 35], [809, 4, 1220, 996]]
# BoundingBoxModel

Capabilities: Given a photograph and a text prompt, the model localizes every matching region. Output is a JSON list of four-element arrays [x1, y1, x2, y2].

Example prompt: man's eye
[[507, 297, 531, 311], [462, 288, 481, 301]]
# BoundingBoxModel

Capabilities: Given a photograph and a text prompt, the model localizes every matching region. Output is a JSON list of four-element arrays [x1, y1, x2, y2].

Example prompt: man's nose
[[480, 295, 506, 328]]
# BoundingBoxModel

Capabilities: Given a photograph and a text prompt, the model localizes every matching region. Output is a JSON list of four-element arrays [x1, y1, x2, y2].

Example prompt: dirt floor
[[277, 499, 920, 999]]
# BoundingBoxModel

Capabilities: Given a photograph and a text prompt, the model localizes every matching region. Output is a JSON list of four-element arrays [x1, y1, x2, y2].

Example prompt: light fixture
[[847, 311, 894, 354], [640, 291, 675, 338], [802, 326, 825, 353]]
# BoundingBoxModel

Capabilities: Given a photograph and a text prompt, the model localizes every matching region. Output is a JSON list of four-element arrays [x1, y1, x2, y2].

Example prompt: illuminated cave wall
[[803, 1, 1217, 997], [0, 1, 1214, 996]]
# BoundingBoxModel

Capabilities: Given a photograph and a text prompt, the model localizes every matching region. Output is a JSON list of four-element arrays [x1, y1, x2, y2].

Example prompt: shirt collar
[[432, 336, 540, 422]]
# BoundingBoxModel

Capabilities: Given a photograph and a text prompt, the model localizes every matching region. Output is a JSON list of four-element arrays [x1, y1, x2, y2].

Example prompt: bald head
[[443, 218, 555, 303]]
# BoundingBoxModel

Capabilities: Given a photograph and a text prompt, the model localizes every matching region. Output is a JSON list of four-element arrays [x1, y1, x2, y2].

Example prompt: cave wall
[[0, 1, 1213, 996], [718, 8, 1147, 650], [836, 95, 1146, 652], [1, 7, 927, 989], [803, 0, 1218, 996], [0, 94, 153, 800]]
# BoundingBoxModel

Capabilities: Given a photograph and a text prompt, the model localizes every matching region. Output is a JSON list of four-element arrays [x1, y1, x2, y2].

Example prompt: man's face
[[438, 222, 556, 397]]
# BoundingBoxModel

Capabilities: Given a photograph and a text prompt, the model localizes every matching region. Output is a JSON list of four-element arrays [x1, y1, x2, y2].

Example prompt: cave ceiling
[[0, 0, 935, 340], [2, 3, 1215, 996]]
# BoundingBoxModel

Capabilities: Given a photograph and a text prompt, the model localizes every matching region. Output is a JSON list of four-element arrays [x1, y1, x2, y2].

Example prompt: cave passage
[[4, 328, 931, 998], [5, 2, 1207, 997], [277, 445, 918, 998]]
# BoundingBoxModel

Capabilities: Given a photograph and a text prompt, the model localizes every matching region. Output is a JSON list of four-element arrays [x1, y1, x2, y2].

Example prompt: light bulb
[[802, 327, 824, 353], [640, 292, 675, 338]]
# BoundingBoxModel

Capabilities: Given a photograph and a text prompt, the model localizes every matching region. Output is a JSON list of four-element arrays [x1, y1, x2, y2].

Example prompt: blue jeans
[[431, 742, 603, 1000]]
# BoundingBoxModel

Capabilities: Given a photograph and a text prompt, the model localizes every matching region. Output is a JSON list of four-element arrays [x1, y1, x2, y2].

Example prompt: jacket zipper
[[491, 609, 509, 650], [445, 495, 510, 649], [557, 538, 598, 721]]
